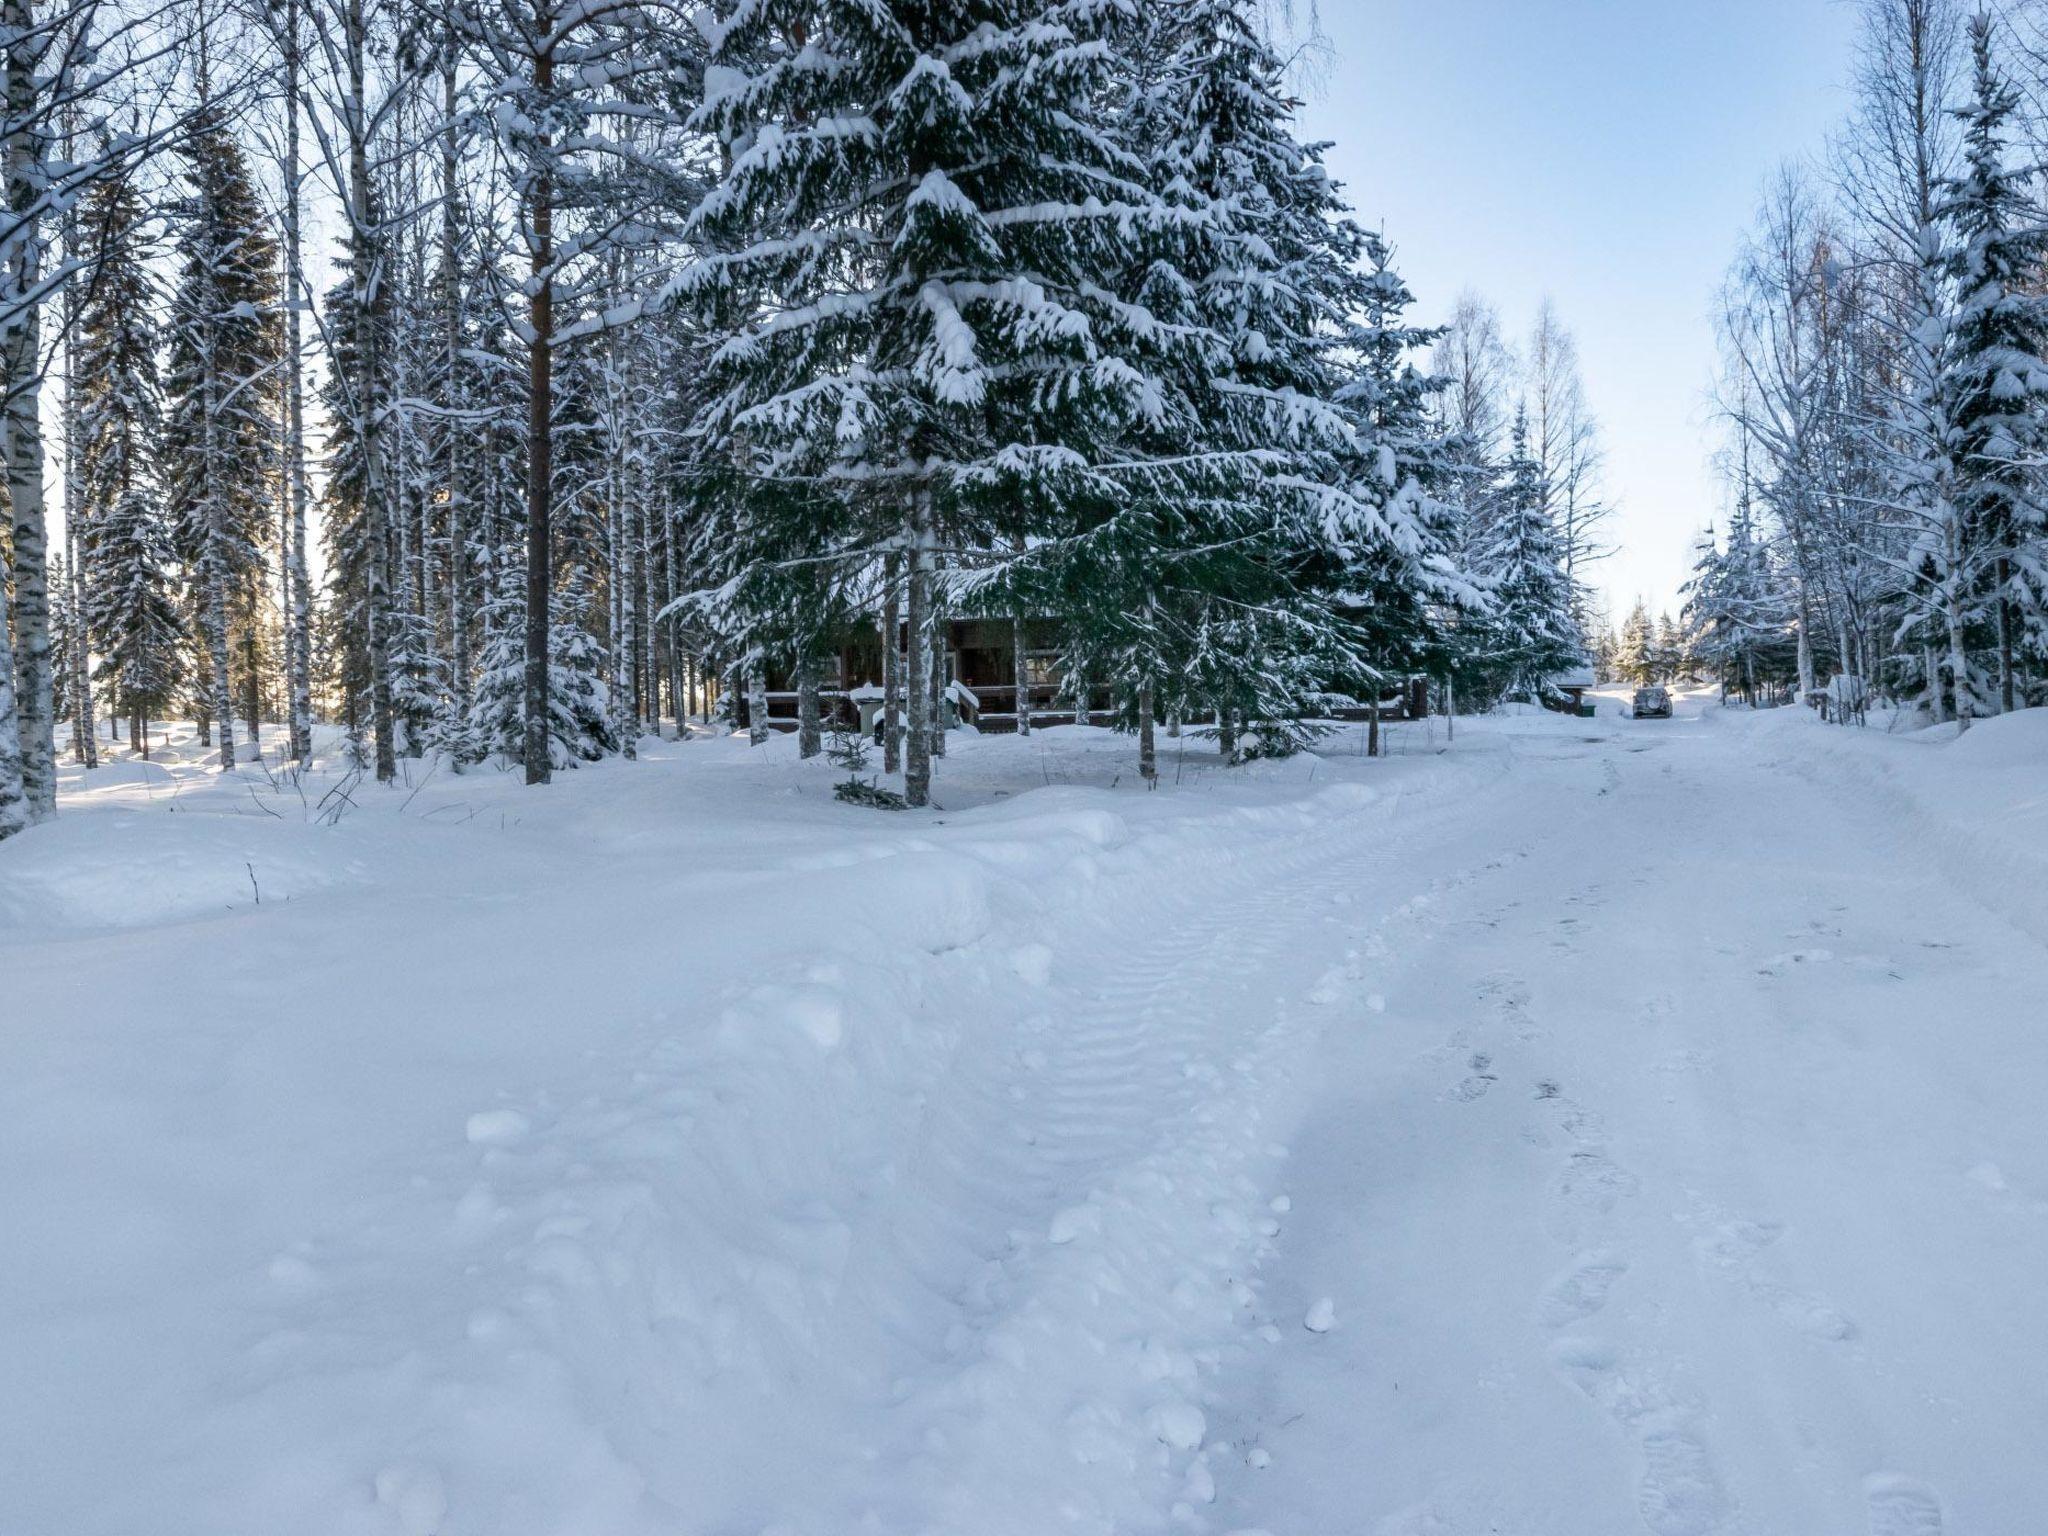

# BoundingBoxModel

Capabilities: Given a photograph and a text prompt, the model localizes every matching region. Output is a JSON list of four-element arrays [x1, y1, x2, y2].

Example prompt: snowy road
[[1206, 707, 2048, 1536], [5, 707, 2045, 1536]]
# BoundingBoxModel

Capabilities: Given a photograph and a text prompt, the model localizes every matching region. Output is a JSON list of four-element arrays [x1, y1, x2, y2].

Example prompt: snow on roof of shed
[[1549, 666, 1597, 690]]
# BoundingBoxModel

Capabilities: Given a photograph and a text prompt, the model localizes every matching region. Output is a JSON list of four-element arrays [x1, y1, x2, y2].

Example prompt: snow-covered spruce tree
[[75, 166, 181, 751], [317, 245, 392, 767], [1615, 597, 1655, 685], [984, 0, 1427, 771], [1474, 408, 1582, 701], [163, 99, 283, 771], [682, 0, 1234, 801], [1934, 12, 2048, 724], [467, 559, 616, 767], [1330, 229, 1485, 730]]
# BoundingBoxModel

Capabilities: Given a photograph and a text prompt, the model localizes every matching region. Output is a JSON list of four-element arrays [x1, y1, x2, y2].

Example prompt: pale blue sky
[[1297, 0, 1860, 621]]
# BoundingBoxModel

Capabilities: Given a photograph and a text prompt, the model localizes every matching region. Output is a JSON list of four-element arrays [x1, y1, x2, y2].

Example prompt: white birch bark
[[0, 540, 26, 838], [904, 510, 931, 807], [3, 0, 54, 814]]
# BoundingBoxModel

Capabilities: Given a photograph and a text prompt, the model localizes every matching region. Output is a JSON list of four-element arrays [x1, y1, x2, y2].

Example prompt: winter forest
[[0, 0, 1614, 837], [6, 2, 2048, 1534]]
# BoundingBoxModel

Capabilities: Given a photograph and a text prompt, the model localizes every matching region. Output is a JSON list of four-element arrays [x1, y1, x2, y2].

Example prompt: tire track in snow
[[862, 794, 1433, 1534]]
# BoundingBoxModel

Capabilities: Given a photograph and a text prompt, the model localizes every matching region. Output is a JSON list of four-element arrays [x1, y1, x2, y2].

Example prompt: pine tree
[[163, 102, 283, 771], [683, 0, 1250, 799], [1935, 12, 2048, 722], [1476, 409, 1582, 699], [75, 168, 180, 747], [1653, 611, 1682, 683], [317, 234, 393, 766], [1616, 598, 1655, 686], [1334, 229, 1485, 709], [468, 561, 615, 767]]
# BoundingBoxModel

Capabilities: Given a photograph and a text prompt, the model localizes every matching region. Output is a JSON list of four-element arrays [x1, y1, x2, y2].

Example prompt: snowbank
[[1723, 703, 2048, 943], [1, 716, 1483, 1536]]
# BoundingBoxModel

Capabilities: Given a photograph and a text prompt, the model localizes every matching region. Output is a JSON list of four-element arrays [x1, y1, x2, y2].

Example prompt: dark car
[[1632, 685, 1673, 719]]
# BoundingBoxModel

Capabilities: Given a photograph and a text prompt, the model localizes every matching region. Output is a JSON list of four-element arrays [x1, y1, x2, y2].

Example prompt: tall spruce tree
[[682, 0, 1234, 801], [163, 102, 283, 771], [1477, 408, 1582, 699], [1935, 11, 2048, 723], [75, 168, 180, 749]]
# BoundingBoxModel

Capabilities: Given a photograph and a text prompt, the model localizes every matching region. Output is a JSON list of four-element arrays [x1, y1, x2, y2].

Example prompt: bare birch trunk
[[0, 538, 26, 838], [904, 508, 931, 807], [1947, 606, 1972, 735], [930, 607, 946, 758], [1137, 679, 1156, 780], [4, 0, 53, 814], [58, 105, 93, 771], [745, 663, 769, 746], [882, 553, 902, 774], [1012, 614, 1030, 736]]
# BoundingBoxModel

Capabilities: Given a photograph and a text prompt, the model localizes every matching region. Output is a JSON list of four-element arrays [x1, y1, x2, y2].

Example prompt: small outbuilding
[[1547, 665, 1598, 717]]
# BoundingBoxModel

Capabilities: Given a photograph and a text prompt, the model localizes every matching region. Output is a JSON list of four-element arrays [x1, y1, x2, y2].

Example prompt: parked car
[[1632, 685, 1672, 719]]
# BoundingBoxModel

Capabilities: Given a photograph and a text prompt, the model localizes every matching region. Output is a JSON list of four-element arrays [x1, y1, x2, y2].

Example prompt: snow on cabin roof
[[1550, 667, 1597, 690]]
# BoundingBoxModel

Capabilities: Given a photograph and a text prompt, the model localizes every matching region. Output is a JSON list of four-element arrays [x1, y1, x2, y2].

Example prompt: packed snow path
[[4, 702, 2045, 1536]]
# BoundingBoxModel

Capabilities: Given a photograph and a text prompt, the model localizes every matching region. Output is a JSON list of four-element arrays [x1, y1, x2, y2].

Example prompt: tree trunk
[[3, 0, 53, 816], [1012, 613, 1031, 736], [439, 43, 467, 745], [904, 507, 932, 807], [241, 619, 261, 752], [0, 538, 26, 840], [1218, 705, 1236, 762], [282, 0, 314, 764], [346, 0, 394, 784], [745, 664, 769, 746], [1795, 589, 1816, 702], [797, 652, 822, 759], [1137, 679, 1156, 781], [522, 39, 556, 786], [1368, 692, 1382, 758], [882, 553, 902, 774], [930, 607, 947, 758], [58, 126, 94, 772], [1996, 558, 2014, 715], [1947, 605, 1972, 735], [203, 542, 236, 772]]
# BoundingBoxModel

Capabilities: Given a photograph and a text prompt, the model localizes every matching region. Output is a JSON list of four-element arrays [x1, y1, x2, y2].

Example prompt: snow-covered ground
[[4, 700, 2044, 1536]]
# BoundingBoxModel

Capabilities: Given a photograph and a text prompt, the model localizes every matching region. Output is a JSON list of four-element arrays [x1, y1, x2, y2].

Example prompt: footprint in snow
[[1536, 1251, 1629, 1328], [1556, 1149, 1639, 1213], [1865, 1475, 1944, 1536], [1447, 1052, 1498, 1102], [1549, 1338, 1730, 1536]]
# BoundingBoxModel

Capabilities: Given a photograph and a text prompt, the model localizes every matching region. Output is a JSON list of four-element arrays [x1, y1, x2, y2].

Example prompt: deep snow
[[3, 698, 2044, 1536]]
